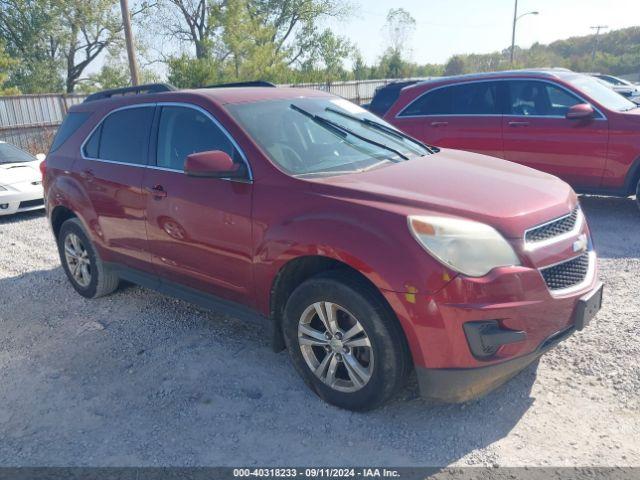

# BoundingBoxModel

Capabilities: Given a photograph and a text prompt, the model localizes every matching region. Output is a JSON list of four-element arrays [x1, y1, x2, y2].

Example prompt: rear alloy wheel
[[63, 232, 92, 288], [57, 218, 119, 298], [283, 271, 410, 410]]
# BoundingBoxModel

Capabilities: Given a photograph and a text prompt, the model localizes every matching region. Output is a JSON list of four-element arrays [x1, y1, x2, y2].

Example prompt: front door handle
[[430, 121, 449, 127], [145, 184, 167, 198], [508, 121, 530, 127]]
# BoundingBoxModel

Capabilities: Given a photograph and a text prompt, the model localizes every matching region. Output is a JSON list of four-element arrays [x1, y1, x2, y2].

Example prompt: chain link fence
[[0, 78, 429, 154]]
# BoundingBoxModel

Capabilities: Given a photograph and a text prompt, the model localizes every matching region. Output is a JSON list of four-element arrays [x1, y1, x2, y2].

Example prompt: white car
[[0, 141, 46, 216], [592, 74, 640, 105]]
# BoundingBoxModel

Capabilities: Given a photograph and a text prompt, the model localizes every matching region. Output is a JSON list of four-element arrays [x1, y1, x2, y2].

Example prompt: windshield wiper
[[290, 104, 409, 161], [296, 159, 393, 178], [325, 107, 434, 154]]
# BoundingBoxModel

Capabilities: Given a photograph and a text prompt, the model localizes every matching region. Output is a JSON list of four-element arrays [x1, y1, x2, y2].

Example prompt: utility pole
[[590, 25, 609, 62], [510, 0, 518, 65], [510, 0, 539, 65], [119, 0, 140, 86]]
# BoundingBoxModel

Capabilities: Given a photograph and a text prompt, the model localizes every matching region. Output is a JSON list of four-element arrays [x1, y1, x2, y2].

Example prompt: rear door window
[[400, 82, 499, 116], [400, 86, 451, 116], [84, 106, 154, 164]]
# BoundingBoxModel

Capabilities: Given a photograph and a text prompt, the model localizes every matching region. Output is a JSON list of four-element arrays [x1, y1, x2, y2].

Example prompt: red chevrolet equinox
[[43, 83, 603, 410], [381, 69, 640, 208]]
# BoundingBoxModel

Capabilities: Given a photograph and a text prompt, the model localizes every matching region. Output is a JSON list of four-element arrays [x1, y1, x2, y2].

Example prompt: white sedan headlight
[[0, 185, 7, 191], [408, 215, 520, 277]]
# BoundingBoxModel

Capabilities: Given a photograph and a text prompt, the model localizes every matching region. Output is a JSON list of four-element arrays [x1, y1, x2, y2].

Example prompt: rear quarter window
[[49, 112, 91, 153], [399, 82, 500, 116]]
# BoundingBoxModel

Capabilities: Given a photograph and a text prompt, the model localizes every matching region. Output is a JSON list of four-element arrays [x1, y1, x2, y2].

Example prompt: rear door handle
[[80, 169, 95, 180], [145, 184, 167, 198], [430, 121, 449, 127], [508, 121, 530, 127]]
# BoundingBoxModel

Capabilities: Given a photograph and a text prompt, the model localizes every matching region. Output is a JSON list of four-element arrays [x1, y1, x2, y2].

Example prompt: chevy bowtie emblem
[[573, 234, 588, 253]]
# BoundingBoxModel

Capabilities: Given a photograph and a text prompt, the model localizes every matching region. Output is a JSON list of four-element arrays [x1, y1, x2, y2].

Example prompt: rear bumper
[[416, 326, 574, 403]]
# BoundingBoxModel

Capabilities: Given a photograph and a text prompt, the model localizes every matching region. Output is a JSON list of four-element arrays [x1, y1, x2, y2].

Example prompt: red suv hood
[[309, 149, 577, 239]]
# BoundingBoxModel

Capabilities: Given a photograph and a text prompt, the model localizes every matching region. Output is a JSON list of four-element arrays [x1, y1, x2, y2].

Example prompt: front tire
[[57, 218, 119, 298], [283, 270, 410, 410]]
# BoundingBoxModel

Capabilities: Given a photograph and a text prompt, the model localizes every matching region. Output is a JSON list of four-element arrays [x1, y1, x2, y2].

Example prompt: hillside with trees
[[439, 26, 640, 78], [0, 0, 638, 94]]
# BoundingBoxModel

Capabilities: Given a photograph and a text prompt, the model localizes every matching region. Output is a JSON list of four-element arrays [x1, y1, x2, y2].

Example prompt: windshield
[[566, 75, 637, 112], [0, 143, 36, 164], [227, 97, 432, 177], [597, 75, 631, 86]]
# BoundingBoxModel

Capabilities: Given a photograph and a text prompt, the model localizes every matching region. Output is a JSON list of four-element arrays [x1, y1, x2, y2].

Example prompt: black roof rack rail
[[83, 83, 177, 103], [205, 80, 276, 88]]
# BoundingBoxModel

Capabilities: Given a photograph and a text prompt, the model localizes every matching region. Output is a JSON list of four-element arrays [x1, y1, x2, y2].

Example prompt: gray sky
[[325, 0, 640, 66]]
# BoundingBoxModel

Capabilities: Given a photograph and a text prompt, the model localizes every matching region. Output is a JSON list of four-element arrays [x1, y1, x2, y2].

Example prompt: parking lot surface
[[0, 196, 638, 467]]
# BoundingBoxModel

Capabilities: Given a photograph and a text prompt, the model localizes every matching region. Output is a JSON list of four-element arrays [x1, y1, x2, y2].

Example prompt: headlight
[[0, 185, 7, 191], [408, 215, 520, 277]]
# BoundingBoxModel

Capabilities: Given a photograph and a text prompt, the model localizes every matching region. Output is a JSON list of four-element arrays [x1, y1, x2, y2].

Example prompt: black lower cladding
[[417, 326, 575, 403], [541, 253, 590, 290], [19, 198, 45, 209], [462, 321, 526, 359]]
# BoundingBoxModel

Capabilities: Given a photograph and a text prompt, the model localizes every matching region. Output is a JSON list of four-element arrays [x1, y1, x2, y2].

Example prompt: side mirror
[[184, 150, 244, 179], [35, 153, 46, 162], [566, 103, 594, 120]]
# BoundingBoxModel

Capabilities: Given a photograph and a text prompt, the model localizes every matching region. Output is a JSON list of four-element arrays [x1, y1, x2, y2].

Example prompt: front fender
[[252, 199, 455, 315]]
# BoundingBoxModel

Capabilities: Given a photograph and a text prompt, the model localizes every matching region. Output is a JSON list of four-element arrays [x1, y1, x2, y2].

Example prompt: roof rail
[[83, 83, 177, 103], [205, 80, 276, 88]]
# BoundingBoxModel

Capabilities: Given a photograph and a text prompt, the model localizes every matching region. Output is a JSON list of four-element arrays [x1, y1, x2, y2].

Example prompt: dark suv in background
[[372, 69, 640, 208]]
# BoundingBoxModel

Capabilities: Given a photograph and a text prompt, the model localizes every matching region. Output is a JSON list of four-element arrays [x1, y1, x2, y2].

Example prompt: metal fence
[[0, 94, 86, 154], [0, 78, 429, 154]]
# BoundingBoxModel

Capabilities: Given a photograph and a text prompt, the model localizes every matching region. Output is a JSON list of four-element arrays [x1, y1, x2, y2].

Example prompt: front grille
[[18, 198, 44, 209], [525, 207, 579, 244], [540, 253, 590, 291]]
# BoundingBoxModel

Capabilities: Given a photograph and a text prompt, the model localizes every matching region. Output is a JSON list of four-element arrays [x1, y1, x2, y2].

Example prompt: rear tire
[[282, 270, 410, 411], [57, 218, 119, 298]]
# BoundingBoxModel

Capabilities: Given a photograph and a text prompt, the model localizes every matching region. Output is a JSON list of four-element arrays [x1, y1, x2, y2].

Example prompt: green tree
[[57, 0, 125, 93], [167, 54, 222, 87], [0, 42, 19, 94], [158, 0, 222, 59], [383, 8, 415, 54], [377, 8, 416, 78], [0, 0, 63, 92], [1, 0, 154, 93], [159, 0, 352, 84], [444, 55, 466, 75], [352, 50, 367, 80]]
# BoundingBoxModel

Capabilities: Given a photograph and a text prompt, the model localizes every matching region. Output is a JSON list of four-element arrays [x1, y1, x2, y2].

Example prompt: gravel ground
[[0, 195, 638, 467]]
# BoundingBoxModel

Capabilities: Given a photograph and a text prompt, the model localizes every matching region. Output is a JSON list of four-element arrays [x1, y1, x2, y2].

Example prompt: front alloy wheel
[[283, 271, 410, 410], [298, 301, 374, 392]]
